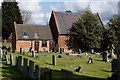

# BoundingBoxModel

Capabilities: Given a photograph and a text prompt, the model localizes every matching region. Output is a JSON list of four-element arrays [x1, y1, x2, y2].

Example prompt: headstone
[[78, 49, 82, 54], [0, 48, 2, 59], [61, 69, 73, 79], [23, 58, 28, 74], [10, 54, 14, 66], [29, 60, 34, 78], [52, 55, 56, 65], [111, 59, 118, 72], [18, 56, 22, 71], [32, 51, 35, 57], [91, 49, 94, 54], [75, 66, 82, 72], [60, 48, 64, 54], [102, 51, 109, 62], [37, 49, 39, 53], [15, 56, 19, 68], [20, 48, 22, 53], [5, 54, 9, 64], [35, 65, 41, 80], [44, 67, 52, 80], [87, 58, 93, 63]]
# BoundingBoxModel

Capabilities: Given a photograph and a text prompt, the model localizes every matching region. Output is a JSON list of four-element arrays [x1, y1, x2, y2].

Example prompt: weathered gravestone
[[18, 56, 22, 71], [32, 51, 35, 57], [35, 65, 41, 80], [23, 58, 28, 74], [78, 49, 82, 54], [20, 48, 22, 54], [29, 60, 34, 78], [5, 54, 9, 64], [15, 56, 19, 68], [52, 55, 56, 66], [87, 58, 93, 63], [60, 48, 64, 54], [75, 66, 82, 72], [10, 54, 14, 66], [102, 51, 109, 62], [61, 69, 73, 80], [0, 48, 2, 59], [44, 67, 52, 80]]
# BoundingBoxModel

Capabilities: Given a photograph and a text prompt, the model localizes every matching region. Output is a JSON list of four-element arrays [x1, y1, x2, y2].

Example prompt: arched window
[[68, 36, 73, 47]]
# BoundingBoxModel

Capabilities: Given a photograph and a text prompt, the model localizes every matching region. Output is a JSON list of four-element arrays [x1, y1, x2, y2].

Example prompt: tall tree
[[21, 10, 31, 24], [107, 15, 120, 44], [2, 2, 23, 40], [72, 10, 104, 52]]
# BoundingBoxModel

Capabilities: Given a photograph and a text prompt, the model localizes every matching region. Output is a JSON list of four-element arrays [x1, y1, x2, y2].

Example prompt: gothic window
[[68, 36, 73, 47]]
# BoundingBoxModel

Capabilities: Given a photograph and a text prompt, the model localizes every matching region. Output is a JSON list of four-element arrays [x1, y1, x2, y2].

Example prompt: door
[[34, 41, 39, 51]]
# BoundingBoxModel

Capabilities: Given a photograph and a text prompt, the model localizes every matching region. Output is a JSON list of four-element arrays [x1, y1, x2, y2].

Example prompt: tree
[[107, 15, 120, 44], [21, 10, 31, 24], [2, 2, 23, 40], [72, 10, 104, 52]]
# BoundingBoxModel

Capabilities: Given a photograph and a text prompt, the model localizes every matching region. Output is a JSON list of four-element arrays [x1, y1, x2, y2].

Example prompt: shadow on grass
[[2, 61, 106, 80]]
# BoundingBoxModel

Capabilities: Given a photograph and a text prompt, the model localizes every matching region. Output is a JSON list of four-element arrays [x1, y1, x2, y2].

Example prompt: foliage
[[21, 10, 31, 24], [107, 15, 120, 44], [2, 2, 23, 40], [72, 10, 104, 52]]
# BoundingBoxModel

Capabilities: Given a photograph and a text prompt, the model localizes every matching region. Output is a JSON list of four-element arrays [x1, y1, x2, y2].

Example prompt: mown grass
[[1, 50, 113, 80]]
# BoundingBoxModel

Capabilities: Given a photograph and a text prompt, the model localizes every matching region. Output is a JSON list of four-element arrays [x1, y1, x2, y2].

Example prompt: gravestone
[[44, 67, 52, 80], [23, 58, 28, 74], [35, 65, 41, 80], [61, 69, 73, 80], [52, 55, 56, 65], [75, 66, 82, 72], [111, 59, 118, 72], [29, 60, 34, 78], [102, 51, 109, 62], [87, 58, 93, 63], [15, 56, 19, 68], [60, 48, 64, 54], [10, 54, 14, 66], [78, 49, 82, 54], [18, 56, 22, 71], [32, 51, 35, 57], [20, 48, 22, 53], [5, 54, 9, 64], [0, 48, 2, 59]]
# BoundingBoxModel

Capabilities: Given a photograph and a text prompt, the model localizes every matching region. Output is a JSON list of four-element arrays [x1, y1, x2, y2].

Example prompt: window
[[34, 33, 39, 39], [23, 32, 28, 36], [23, 32, 28, 38], [68, 36, 73, 47], [42, 41, 47, 47]]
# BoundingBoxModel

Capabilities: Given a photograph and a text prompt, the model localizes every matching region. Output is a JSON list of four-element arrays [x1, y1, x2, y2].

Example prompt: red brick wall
[[15, 40, 51, 52], [58, 35, 77, 52]]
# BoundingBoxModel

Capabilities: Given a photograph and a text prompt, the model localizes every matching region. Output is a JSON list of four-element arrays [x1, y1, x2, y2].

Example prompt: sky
[[0, 0, 120, 25]]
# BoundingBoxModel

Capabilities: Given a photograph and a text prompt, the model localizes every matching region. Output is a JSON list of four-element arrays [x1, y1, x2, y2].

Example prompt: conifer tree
[[72, 10, 104, 52], [2, 2, 23, 39]]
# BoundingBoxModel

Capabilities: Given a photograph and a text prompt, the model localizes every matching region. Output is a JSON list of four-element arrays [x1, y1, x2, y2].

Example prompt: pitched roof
[[16, 24, 52, 40], [54, 11, 103, 34]]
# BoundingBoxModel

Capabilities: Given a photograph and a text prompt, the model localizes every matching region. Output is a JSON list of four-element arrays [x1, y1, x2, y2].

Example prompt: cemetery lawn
[[3, 51, 113, 80]]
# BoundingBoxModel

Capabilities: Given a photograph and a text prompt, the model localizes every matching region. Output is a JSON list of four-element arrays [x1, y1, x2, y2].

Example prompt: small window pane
[[42, 41, 47, 47]]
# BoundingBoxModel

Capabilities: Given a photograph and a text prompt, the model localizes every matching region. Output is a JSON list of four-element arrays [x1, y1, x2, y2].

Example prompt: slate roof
[[54, 11, 103, 34], [16, 24, 52, 40]]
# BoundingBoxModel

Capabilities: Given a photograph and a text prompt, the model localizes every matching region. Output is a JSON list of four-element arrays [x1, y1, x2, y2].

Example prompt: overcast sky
[[0, 0, 120, 25]]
